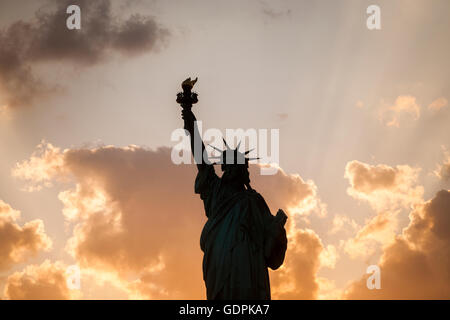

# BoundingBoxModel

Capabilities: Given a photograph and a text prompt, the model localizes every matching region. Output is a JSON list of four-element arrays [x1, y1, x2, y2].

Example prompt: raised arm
[[177, 77, 209, 171], [181, 108, 209, 170]]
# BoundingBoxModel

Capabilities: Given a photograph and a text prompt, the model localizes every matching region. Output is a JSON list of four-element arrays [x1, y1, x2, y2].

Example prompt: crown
[[208, 139, 259, 170]]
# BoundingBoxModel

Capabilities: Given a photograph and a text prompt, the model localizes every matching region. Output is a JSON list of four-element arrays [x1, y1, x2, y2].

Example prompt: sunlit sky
[[0, 0, 449, 299]]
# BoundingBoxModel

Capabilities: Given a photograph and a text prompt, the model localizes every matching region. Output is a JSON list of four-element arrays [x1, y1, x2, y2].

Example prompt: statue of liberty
[[177, 78, 288, 300]]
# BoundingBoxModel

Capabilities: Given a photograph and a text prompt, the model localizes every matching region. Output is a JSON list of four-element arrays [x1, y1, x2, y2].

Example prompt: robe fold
[[195, 165, 287, 300]]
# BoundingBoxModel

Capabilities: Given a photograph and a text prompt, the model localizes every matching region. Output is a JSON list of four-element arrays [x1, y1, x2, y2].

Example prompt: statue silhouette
[[177, 78, 288, 300]]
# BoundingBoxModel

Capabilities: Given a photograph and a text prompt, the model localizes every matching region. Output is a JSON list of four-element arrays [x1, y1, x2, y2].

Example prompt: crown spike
[[244, 148, 254, 155], [223, 138, 231, 150], [208, 144, 223, 153]]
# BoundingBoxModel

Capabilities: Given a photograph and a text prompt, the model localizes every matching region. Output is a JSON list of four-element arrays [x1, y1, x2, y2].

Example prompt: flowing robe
[[195, 165, 287, 300]]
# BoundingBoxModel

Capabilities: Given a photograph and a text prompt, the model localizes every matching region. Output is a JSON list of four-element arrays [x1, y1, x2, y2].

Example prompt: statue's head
[[209, 139, 258, 190], [220, 149, 250, 186]]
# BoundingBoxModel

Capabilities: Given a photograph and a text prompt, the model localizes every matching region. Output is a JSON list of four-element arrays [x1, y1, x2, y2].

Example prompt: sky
[[0, 0, 449, 299]]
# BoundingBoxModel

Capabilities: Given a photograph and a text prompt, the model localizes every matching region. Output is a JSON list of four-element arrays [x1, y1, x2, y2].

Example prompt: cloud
[[434, 146, 450, 181], [12, 141, 67, 191], [428, 97, 448, 112], [343, 214, 398, 260], [345, 160, 423, 212], [355, 100, 364, 108], [0, 199, 52, 271], [270, 207, 337, 300], [316, 277, 342, 300], [14, 142, 331, 299], [344, 189, 450, 299], [3, 260, 80, 299], [343, 160, 423, 259], [269, 229, 322, 299], [329, 214, 358, 235], [378, 95, 420, 127], [0, 0, 169, 108]]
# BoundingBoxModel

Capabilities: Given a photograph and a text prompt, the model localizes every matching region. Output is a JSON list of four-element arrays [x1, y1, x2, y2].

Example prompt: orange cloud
[[3, 260, 80, 299], [329, 214, 358, 235], [343, 214, 398, 260], [0, 200, 52, 271], [270, 229, 323, 299], [378, 95, 420, 127], [355, 100, 364, 108], [344, 190, 450, 299], [343, 160, 423, 259], [345, 160, 423, 212], [12, 141, 66, 191], [14, 142, 332, 299], [434, 147, 450, 181], [428, 97, 448, 112]]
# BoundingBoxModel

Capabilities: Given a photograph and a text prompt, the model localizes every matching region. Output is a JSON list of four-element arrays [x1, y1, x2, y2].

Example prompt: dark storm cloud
[[0, 0, 169, 108]]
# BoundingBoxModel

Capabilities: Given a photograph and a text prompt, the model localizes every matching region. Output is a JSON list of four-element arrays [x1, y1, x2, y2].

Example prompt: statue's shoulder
[[244, 189, 265, 202]]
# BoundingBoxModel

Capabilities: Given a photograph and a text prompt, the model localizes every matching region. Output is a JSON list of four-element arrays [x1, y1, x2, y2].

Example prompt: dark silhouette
[[177, 77, 287, 300]]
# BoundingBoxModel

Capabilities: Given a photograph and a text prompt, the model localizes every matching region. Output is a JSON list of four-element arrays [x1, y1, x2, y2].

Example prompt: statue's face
[[219, 149, 251, 187], [221, 164, 250, 187]]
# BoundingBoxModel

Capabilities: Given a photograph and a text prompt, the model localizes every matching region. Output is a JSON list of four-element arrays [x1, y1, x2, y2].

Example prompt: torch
[[176, 77, 198, 112]]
